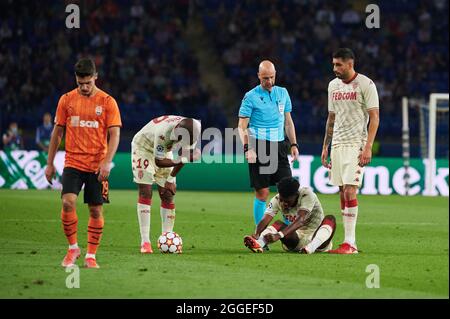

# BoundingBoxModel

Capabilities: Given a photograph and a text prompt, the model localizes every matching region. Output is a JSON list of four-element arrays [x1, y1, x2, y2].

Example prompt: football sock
[[340, 194, 345, 214], [257, 226, 278, 247], [137, 198, 151, 245], [343, 199, 358, 247], [253, 198, 266, 225], [87, 216, 104, 255], [61, 209, 78, 247], [305, 224, 333, 253], [161, 202, 175, 232], [85, 253, 96, 259]]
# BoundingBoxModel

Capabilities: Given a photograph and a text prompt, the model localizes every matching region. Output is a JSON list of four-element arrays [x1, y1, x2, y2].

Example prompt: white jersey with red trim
[[264, 187, 324, 232], [328, 73, 379, 146], [132, 115, 186, 159]]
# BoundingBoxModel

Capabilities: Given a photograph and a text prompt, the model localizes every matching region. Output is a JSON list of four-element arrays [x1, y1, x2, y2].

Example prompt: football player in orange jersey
[[45, 58, 122, 268]]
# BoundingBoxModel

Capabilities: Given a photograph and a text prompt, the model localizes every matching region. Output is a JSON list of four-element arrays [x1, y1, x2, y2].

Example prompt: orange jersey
[[55, 88, 122, 172]]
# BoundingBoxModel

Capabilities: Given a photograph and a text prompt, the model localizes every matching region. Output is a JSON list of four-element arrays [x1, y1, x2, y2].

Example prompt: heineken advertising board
[[0, 151, 448, 196]]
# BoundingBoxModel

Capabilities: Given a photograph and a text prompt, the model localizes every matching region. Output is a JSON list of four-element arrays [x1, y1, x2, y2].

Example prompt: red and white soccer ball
[[157, 231, 183, 254]]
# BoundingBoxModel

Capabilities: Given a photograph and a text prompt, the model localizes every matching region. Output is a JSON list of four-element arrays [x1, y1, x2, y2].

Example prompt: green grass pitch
[[0, 189, 448, 298]]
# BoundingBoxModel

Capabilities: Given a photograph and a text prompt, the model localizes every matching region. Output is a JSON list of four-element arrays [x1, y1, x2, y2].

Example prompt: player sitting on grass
[[244, 177, 336, 254]]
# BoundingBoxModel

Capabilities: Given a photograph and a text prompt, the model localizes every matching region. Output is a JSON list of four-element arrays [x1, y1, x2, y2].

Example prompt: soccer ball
[[157, 231, 183, 254]]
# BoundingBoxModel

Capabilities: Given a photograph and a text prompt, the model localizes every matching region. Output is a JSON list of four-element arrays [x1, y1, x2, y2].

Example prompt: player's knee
[[255, 188, 269, 200], [322, 215, 336, 228], [89, 206, 103, 219], [159, 189, 173, 204], [272, 220, 287, 231], [62, 199, 76, 212], [343, 186, 356, 199]]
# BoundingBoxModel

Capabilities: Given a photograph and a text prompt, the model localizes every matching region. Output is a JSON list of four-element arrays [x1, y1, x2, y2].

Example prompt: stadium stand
[[0, 0, 447, 156]]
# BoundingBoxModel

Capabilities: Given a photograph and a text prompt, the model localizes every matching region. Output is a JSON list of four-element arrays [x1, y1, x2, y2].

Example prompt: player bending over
[[244, 177, 336, 254], [132, 115, 201, 253]]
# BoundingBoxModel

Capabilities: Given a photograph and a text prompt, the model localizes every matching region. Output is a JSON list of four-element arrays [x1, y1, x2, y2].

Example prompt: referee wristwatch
[[290, 143, 299, 149]]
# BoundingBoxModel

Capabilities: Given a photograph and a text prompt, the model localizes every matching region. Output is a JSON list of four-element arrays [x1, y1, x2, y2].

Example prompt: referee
[[238, 60, 299, 227]]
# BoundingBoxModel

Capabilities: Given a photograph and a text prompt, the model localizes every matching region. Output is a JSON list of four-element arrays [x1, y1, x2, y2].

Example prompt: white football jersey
[[132, 115, 196, 159], [265, 187, 324, 232], [328, 73, 379, 146]]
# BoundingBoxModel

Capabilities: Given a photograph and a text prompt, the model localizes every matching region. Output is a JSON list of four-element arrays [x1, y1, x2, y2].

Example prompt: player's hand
[[321, 148, 331, 168], [264, 232, 281, 244], [97, 160, 111, 182], [164, 181, 176, 195], [45, 163, 56, 184], [178, 148, 201, 162], [290, 146, 299, 163], [358, 146, 372, 167], [191, 148, 201, 162], [245, 149, 257, 163]]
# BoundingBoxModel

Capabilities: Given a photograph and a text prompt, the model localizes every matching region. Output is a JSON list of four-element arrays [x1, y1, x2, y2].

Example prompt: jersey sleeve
[[264, 196, 280, 217], [106, 97, 122, 127], [284, 88, 292, 113], [55, 95, 67, 126], [363, 79, 379, 110], [238, 93, 253, 117], [327, 82, 335, 113]]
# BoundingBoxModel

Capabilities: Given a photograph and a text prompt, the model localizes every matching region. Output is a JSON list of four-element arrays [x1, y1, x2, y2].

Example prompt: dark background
[[0, 0, 448, 157]]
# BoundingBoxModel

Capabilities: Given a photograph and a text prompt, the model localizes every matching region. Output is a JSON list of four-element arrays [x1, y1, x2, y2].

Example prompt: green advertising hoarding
[[1, 151, 448, 196]]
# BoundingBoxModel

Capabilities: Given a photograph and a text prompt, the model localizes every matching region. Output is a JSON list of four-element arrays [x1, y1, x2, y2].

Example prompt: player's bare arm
[[321, 112, 335, 167], [154, 149, 200, 168], [264, 210, 308, 244], [359, 108, 380, 167], [45, 125, 65, 184], [237, 117, 257, 163], [284, 112, 299, 162], [98, 126, 120, 182]]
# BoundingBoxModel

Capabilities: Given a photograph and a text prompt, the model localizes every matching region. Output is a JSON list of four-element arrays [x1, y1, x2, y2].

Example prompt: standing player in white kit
[[321, 48, 380, 254], [131, 115, 201, 253]]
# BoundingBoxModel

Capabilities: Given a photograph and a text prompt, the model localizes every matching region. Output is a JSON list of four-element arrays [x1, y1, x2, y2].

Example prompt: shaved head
[[258, 60, 276, 73], [258, 60, 276, 91]]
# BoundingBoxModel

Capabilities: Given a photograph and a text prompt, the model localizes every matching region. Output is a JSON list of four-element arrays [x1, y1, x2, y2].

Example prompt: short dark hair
[[277, 177, 300, 198], [74, 58, 96, 77], [332, 48, 355, 61]]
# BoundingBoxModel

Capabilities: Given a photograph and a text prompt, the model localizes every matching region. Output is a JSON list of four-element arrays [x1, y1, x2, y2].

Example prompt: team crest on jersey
[[159, 135, 165, 141], [138, 170, 144, 179], [95, 106, 103, 116], [352, 82, 358, 90]]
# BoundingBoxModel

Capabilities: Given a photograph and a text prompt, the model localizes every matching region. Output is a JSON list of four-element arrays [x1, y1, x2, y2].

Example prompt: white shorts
[[329, 144, 364, 187], [131, 143, 174, 188], [281, 228, 332, 252]]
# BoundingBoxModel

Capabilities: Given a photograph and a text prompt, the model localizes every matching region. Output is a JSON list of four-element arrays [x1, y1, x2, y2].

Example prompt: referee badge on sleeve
[[278, 102, 285, 114]]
